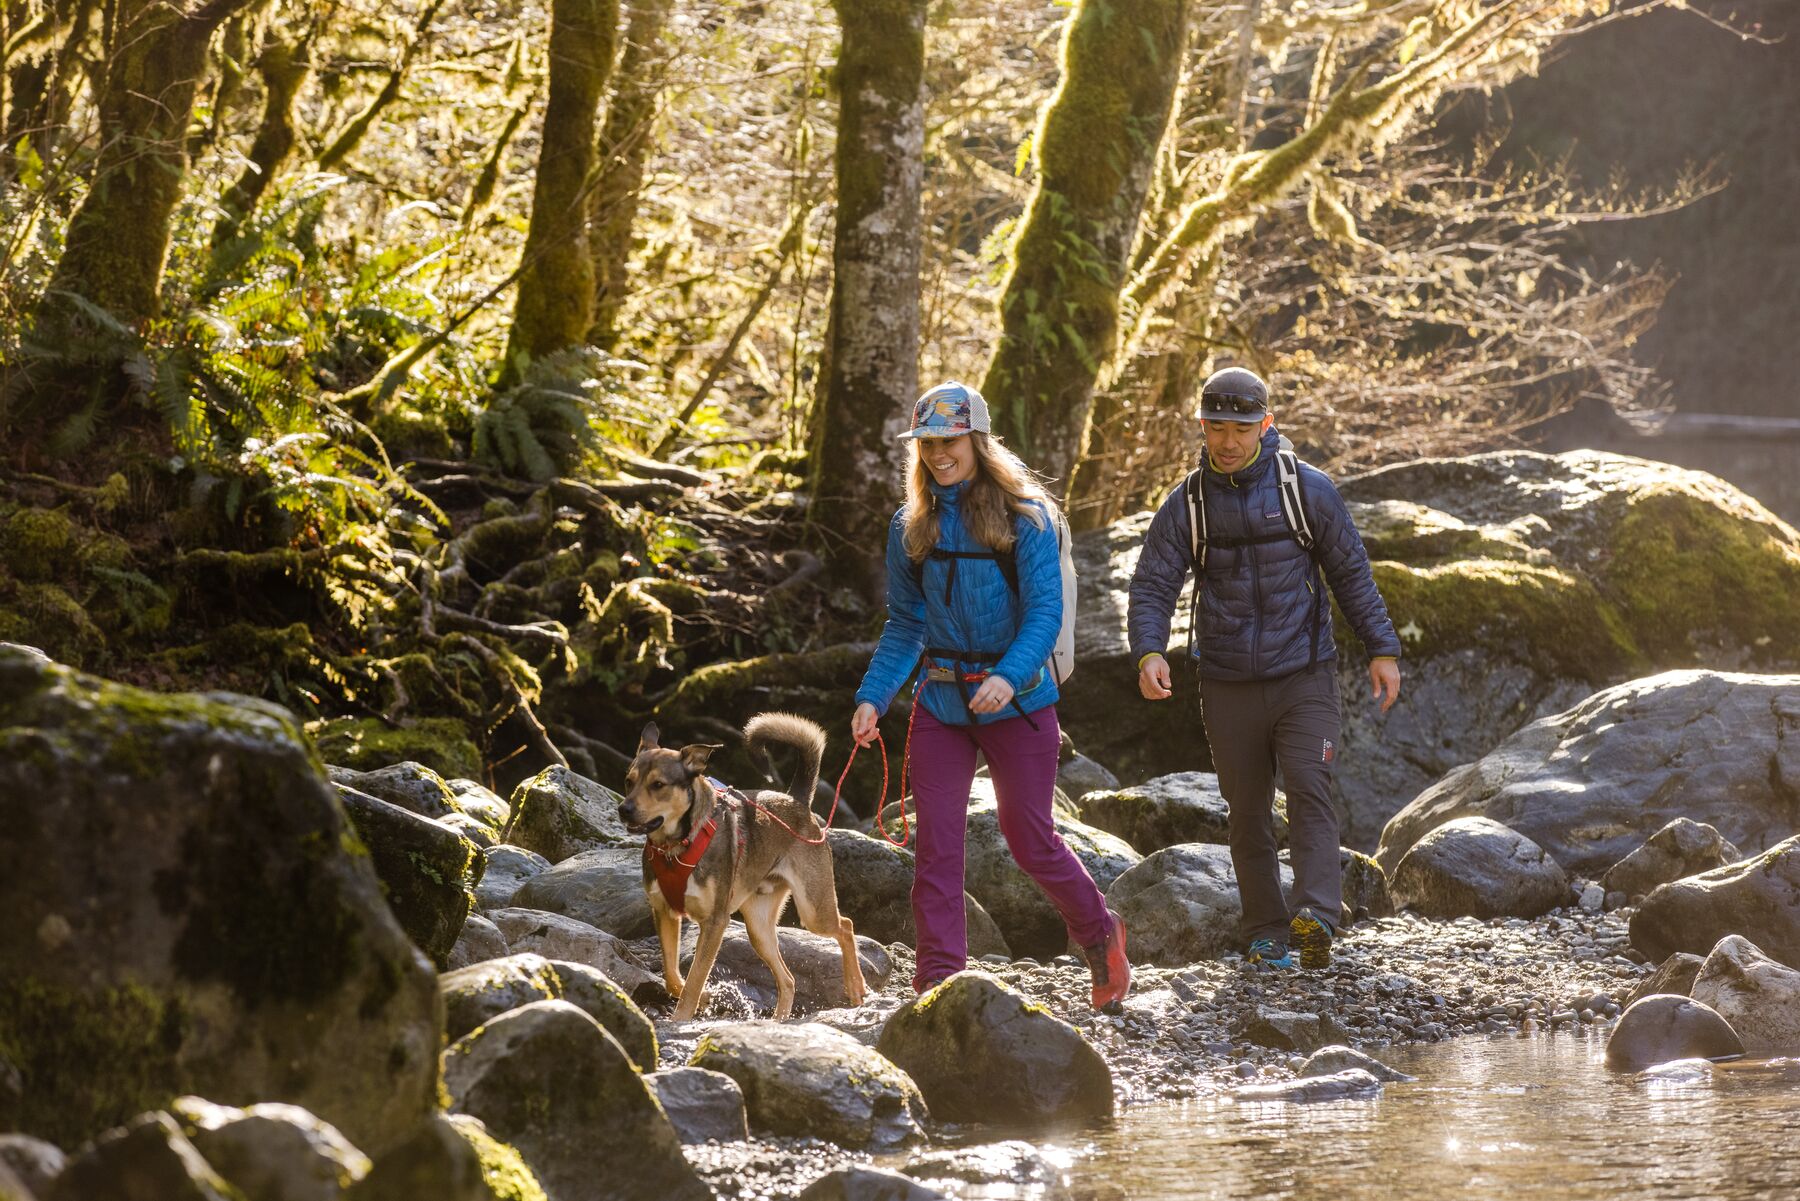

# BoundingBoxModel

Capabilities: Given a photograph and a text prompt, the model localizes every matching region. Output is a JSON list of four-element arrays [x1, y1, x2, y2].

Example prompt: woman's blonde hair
[[902, 433, 1058, 561]]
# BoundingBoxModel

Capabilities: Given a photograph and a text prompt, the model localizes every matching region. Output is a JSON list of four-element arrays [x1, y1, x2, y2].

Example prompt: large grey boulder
[[1605, 994, 1744, 1071], [646, 1068, 748, 1145], [678, 923, 889, 1016], [502, 766, 633, 863], [46, 1112, 235, 1201], [543, 960, 658, 1073], [960, 803, 1141, 959], [328, 761, 455, 818], [169, 1097, 370, 1201], [902, 1142, 1065, 1191], [1077, 772, 1287, 855], [1625, 952, 1705, 1007], [447, 778, 512, 833], [1106, 844, 1293, 965], [1690, 935, 1800, 1056], [1378, 672, 1800, 875], [0, 650, 440, 1155], [691, 1022, 927, 1149], [445, 1001, 706, 1201], [1390, 817, 1569, 919], [1630, 836, 1800, 966], [875, 972, 1112, 1128], [446, 913, 510, 971], [508, 845, 652, 938], [345, 1114, 540, 1201], [488, 907, 659, 996], [1235, 1008, 1353, 1054], [1603, 818, 1743, 900], [439, 953, 655, 1068], [337, 785, 484, 967], [798, 1168, 948, 1201], [825, 829, 1009, 957], [475, 844, 552, 911]]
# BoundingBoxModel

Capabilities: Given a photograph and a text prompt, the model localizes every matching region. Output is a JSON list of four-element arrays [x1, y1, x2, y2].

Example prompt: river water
[[966, 1032, 1800, 1201]]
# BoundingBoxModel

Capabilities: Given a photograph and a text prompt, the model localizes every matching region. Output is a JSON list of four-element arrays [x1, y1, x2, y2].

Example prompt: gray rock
[[445, 1001, 706, 1201], [1235, 1007, 1354, 1054], [1341, 848, 1395, 924], [1634, 1058, 1715, 1082], [1234, 1068, 1383, 1103], [1106, 844, 1293, 965], [327, 761, 455, 818], [683, 922, 890, 1015], [346, 1113, 540, 1201], [646, 1068, 748, 1145], [1602, 818, 1742, 899], [1378, 672, 1800, 876], [47, 1112, 235, 1201], [798, 1167, 948, 1201], [824, 828, 1009, 957], [692, 1022, 927, 1149], [875, 972, 1112, 1127], [1625, 953, 1705, 1007], [1605, 994, 1745, 1071], [446, 913, 510, 971], [0, 649, 439, 1156], [488, 907, 659, 996], [1077, 772, 1287, 855], [0, 1136, 64, 1197], [508, 845, 652, 938], [441, 953, 563, 1042], [544, 960, 658, 1073], [475, 844, 552, 911], [960, 801, 1140, 959], [1630, 835, 1800, 966], [1057, 750, 1120, 803], [1298, 1045, 1415, 1083], [447, 779, 512, 833], [502, 766, 633, 863], [1391, 816, 1568, 919], [902, 1141, 1062, 1188], [169, 1097, 370, 1201], [338, 785, 483, 967], [1690, 935, 1800, 1056], [438, 812, 498, 849]]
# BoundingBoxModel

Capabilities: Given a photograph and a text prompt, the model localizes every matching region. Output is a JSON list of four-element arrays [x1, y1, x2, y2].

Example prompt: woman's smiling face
[[917, 435, 977, 486]]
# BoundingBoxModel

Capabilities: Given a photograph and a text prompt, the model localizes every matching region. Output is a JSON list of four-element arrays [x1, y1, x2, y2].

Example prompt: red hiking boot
[[1083, 909, 1131, 1014]]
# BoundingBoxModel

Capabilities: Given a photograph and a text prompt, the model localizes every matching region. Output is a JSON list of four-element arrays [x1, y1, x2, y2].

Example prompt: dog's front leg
[[675, 912, 730, 1022], [651, 893, 685, 1001]]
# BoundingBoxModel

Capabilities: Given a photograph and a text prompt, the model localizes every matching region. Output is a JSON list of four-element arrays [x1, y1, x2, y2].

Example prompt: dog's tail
[[744, 712, 827, 820]]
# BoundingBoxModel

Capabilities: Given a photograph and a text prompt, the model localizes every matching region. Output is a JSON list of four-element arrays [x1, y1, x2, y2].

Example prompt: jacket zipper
[[1241, 477, 1262, 678]]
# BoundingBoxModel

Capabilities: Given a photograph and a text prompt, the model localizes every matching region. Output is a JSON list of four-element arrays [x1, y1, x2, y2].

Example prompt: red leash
[[742, 706, 919, 848]]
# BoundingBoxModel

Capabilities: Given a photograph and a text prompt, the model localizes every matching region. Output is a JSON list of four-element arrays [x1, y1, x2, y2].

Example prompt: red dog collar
[[644, 816, 718, 915]]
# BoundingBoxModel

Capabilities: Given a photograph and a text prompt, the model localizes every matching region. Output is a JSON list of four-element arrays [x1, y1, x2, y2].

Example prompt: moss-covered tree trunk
[[978, 0, 1188, 495], [503, 0, 619, 377], [587, 0, 673, 350], [211, 32, 313, 244], [35, 0, 256, 329], [808, 0, 926, 595]]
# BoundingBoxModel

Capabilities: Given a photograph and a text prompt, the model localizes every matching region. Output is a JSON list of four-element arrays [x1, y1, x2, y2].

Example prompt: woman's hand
[[969, 674, 1015, 715], [851, 702, 880, 747]]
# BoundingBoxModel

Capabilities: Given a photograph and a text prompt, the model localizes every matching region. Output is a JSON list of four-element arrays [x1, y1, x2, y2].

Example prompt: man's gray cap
[[1198, 366, 1270, 423]]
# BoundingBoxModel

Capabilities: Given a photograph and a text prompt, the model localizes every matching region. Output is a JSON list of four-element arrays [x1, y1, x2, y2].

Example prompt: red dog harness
[[643, 779, 744, 915]]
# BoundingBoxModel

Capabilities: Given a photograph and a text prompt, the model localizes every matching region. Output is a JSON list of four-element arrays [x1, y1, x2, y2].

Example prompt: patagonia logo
[[1264, 510, 1283, 519], [1322, 739, 1336, 764]]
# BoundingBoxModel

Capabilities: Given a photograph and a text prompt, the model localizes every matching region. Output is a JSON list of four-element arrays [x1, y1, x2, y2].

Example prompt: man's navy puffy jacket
[[1127, 425, 1401, 681], [855, 479, 1061, 726]]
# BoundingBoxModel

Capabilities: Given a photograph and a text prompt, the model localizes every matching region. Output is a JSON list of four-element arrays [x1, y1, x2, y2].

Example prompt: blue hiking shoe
[[1246, 937, 1295, 970], [1291, 907, 1334, 970]]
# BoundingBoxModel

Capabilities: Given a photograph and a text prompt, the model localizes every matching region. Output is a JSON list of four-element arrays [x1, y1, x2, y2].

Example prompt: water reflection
[[1038, 1034, 1800, 1200]]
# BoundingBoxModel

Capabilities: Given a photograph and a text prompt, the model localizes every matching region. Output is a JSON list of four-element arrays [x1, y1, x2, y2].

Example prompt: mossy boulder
[[45, 1111, 236, 1201], [448, 779, 513, 833], [443, 1001, 707, 1201], [308, 716, 483, 781], [337, 786, 484, 968], [875, 972, 1113, 1128], [1060, 451, 1800, 847], [502, 766, 632, 863], [1105, 844, 1294, 965], [1376, 671, 1800, 877], [439, 953, 655, 1071], [1629, 836, 1800, 967], [347, 1113, 546, 1201], [170, 1095, 372, 1200], [507, 846, 652, 938], [0, 648, 440, 1155], [486, 908, 659, 997], [475, 846, 552, 911], [690, 1022, 927, 1149], [825, 829, 1010, 958], [329, 762, 457, 818]]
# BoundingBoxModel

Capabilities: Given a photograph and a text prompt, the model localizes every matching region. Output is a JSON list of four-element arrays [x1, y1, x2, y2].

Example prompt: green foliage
[[473, 347, 658, 481]]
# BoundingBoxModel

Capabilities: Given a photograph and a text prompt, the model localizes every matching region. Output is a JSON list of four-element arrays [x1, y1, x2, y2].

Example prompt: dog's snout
[[618, 802, 636, 824]]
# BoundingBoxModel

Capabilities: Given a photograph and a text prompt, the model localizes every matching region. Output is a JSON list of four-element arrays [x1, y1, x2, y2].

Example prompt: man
[[1127, 366, 1401, 970]]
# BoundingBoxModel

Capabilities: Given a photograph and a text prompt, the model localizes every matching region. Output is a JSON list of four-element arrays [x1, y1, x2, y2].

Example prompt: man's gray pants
[[1199, 663, 1342, 943]]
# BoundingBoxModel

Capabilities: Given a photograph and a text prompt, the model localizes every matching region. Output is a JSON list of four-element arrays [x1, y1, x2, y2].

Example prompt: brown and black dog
[[619, 712, 866, 1021]]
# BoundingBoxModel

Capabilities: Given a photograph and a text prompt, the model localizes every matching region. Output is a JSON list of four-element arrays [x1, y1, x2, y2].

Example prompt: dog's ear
[[680, 743, 723, 775], [637, 722, 661, 753]]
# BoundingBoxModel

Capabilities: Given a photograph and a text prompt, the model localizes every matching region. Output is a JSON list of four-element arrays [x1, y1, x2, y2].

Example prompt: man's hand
[[1138, 653, 1172, 701], [1370, 658, 1401, 714], [969, 674, 1015, 715], [850, 702, 880, 746]]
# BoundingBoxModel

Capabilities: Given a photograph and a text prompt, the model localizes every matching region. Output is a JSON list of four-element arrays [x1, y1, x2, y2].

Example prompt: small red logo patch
[[1322, 739, 1335, 764]]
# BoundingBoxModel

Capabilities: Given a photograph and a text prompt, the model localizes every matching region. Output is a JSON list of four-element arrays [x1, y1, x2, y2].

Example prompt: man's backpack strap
[[1183, 468, 1207, 571], [1275, 450, 1315, 553]]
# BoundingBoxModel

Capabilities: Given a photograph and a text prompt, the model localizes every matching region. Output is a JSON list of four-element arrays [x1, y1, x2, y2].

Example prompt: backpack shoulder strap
[[1275, 450, 1316, 554], [1183, 468, 1208, 570]]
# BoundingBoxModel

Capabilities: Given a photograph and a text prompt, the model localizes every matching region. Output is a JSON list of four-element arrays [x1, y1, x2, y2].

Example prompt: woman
[[850, 380, 1130, 1012]]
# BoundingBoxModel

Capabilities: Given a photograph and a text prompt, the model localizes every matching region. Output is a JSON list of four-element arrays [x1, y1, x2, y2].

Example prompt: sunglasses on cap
[[1202, 392, 1267, 415]]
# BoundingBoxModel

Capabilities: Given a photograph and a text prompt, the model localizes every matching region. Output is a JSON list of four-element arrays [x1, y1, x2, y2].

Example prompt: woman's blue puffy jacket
[[1127, 425, 1401, 680], [854, 479, 1061, 726]]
